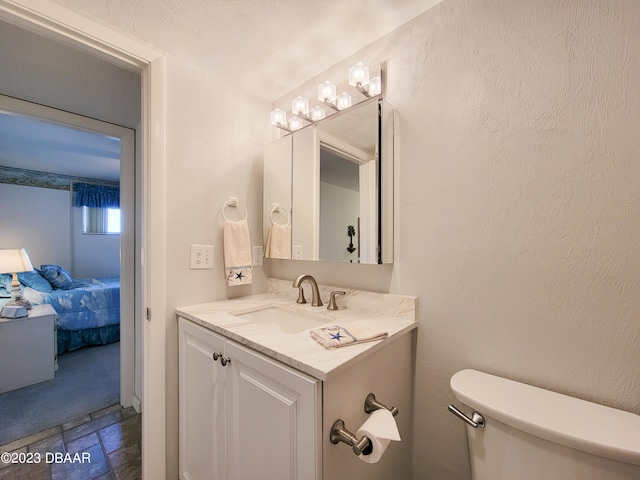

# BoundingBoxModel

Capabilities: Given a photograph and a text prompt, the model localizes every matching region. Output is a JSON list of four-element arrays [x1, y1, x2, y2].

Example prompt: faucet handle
[[295, 286, 307, 304], [327, 291, 346, 310]]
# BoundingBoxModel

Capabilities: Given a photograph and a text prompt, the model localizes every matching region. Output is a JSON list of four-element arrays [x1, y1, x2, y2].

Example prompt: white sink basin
[[231, 305, 329, 334]]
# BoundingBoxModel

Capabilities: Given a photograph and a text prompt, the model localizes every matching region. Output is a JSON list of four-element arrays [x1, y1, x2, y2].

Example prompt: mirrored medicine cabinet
[[263, 97, 394, 264]]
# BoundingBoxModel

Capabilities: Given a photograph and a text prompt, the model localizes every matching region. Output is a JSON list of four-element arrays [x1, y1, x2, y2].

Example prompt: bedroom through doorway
[[0, 92, 138, 445]]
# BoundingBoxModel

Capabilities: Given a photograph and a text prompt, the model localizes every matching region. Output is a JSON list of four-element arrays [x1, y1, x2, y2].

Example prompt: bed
[[1, 268, 120, 354]]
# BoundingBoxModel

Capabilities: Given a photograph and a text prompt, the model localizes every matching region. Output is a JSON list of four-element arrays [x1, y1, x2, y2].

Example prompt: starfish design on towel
[[235, 271, 244, 280], [330, 331, 343, 341]]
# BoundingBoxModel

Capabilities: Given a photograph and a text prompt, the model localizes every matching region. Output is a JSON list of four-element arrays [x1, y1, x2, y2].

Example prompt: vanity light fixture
[[270, 108, 303, 132], [349, 62, 382, 98], [318, 81, 351, 112], [271, 61, 381, 132], [291, 97, 326, 122]]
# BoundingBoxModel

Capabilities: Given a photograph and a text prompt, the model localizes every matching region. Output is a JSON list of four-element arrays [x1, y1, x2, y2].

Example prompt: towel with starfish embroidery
[[223, 218, 253, 286], [310, 322, 388, 349]]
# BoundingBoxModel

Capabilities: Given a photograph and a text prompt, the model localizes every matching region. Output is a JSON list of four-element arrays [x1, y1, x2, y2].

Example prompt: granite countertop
[[176, 278, 417, 381]]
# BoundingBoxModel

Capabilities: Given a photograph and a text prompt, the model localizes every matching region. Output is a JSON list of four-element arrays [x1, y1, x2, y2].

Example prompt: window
[[82, 206, 121, 234]]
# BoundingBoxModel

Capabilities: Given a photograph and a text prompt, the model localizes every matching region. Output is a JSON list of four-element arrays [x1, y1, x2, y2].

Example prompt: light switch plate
[[190, 244, 214, 269], [252, 246, 264, 266]]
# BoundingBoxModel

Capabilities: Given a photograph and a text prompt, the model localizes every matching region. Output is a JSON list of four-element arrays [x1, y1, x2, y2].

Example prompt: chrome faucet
[[292, 274, 323, 307]]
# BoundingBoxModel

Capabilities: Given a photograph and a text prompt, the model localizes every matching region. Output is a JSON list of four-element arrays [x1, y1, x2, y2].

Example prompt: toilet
[[449, 369, 640, 480]]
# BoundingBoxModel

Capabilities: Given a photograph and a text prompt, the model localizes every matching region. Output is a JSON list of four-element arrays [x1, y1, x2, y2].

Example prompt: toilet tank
[[450, 369, 640, 480]]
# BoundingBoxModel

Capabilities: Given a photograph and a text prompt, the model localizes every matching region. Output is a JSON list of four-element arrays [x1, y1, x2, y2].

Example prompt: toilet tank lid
[[450, 369, 640, 466]]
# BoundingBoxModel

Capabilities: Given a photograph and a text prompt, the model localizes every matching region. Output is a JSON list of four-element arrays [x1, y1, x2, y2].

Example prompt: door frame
[[0, 1, 167, 478]]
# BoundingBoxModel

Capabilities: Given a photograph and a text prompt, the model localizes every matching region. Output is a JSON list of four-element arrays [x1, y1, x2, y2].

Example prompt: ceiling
[[0, 110, 121, 183], [1, 0, 443, 183], [49, 0, 443, 102]]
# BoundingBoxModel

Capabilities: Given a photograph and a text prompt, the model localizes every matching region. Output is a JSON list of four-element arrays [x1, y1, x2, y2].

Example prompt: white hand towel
[[223, 219, 253, 286], [265, 223, 291, 259], [310, 322, 388, 349]]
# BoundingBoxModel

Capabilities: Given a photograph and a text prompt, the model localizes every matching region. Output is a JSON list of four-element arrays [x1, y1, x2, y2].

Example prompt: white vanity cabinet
[[179, 317, 321, 480]]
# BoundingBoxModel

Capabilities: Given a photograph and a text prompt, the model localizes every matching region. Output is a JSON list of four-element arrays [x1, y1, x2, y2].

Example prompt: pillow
[[17, 270, 53, 293], [0, 273, 12, 297], [40, 264, 74, 290]]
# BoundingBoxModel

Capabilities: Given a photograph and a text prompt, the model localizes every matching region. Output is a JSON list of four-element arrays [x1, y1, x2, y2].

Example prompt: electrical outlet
[[252, 246, 264, 266], [190, 244, 214, 269], [292, 245, 303, 259]]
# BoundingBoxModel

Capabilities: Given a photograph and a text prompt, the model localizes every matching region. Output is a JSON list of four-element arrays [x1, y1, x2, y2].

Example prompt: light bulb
[[291, 96, 309, 116], [367, 76, 382, 96], [336, 92, 352, 110], [288, 116, 304, 131], [309, 106, 325, 122], [318, 81, 336, 103], [270, 108, 286, 126], [349, 62, 369, 87]]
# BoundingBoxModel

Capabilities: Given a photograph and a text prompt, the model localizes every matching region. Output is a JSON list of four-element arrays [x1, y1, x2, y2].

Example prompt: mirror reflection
[[263, 97, 393, 264]]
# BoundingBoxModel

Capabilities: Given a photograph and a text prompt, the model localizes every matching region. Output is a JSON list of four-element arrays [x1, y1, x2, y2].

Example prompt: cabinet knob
[[212, 352, 231, 366]]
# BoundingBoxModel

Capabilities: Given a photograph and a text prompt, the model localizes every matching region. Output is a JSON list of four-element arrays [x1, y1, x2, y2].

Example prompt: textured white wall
[[161, 53, 270, 478], [0, 183, 71, 269], [271, 1, 640, 478]]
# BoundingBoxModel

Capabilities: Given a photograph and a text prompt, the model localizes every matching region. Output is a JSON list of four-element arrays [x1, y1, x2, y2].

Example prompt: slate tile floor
[[0, 404, 141, 480]]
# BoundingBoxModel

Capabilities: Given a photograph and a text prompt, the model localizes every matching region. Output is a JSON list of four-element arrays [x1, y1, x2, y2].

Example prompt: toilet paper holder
[[330, 393, 399, 456], [364, 393, 399, 417]]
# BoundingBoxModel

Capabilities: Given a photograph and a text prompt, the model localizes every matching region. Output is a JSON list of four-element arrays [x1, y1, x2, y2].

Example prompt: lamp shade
[[318, 81, 336, 103], [291, 96, 309, 116], [349, 62, 369, 87], [288, 117, 304, 131], [0, 248, 34, 274], [270, 108, 287, 126], [368, 76, 382, 96]]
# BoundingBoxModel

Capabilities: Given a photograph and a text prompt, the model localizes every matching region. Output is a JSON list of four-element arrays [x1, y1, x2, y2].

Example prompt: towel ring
[[270, 203, 289, 226], [223, 196, 248, 221]]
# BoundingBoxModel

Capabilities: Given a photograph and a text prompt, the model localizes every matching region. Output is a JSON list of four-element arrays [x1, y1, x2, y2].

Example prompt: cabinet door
[[225, 341, 321, 480], [179, 318, 227, 480]]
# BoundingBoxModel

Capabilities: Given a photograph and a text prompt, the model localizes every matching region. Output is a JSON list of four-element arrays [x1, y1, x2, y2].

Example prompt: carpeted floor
[[0, 342, 120, 445]]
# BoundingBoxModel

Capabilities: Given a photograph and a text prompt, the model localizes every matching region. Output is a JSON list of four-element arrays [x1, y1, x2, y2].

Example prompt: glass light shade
[[336, 92, 352, 110], [270, 108, 287, 126], [367, 76, 382, 96], [291, 96, 309, 115], [309, 106, 326, 122], [0, 248, 34, 274], [318, 81, 336, 103], [349, 62, 369, 87], [288, 116, 304, 131]]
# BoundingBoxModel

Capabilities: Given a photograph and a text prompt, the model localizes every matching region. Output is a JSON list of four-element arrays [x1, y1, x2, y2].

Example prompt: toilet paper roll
[[356, 409, 401, 464]]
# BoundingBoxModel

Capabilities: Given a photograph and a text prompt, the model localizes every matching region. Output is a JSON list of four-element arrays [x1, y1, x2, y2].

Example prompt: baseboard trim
[[132, 394, 142, 413]]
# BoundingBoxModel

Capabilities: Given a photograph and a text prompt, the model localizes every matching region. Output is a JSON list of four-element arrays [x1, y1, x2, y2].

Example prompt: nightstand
[[0, 304, 58, 393]]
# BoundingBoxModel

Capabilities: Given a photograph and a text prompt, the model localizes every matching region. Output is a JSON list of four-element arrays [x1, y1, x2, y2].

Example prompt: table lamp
[[0, 248, 34, 315]]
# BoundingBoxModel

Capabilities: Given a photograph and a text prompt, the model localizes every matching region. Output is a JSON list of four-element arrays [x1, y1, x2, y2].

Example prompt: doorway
[[0, 3, 168, 478], [0, 94, 137, 411]]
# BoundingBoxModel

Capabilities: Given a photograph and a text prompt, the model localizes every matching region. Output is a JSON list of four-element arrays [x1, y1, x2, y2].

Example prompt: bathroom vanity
[[176, 278, 416, 480]]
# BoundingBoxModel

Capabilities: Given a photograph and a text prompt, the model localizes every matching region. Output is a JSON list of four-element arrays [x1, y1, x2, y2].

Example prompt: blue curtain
[[74, 183, 120, 208]]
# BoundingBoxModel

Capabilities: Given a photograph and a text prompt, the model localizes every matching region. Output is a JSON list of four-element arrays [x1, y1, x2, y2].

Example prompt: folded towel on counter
[[223, 219, 253, 286], [265, 223, 291, 259], [310, 322, 388, 349]]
